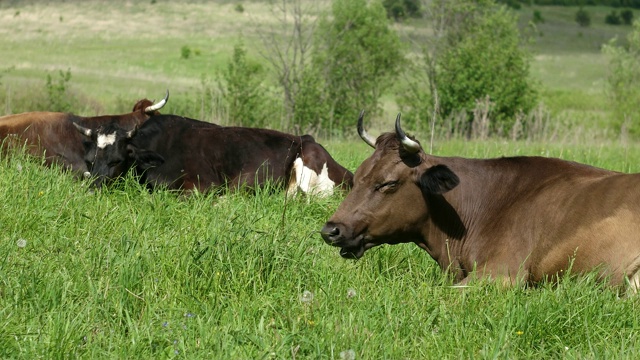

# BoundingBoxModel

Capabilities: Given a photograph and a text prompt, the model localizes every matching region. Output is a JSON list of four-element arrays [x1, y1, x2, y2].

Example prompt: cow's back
[[129, 119, 302, 191], [432, 156, 640, 286], [0, 112, 87, 171], [128, 115, 226, 190]]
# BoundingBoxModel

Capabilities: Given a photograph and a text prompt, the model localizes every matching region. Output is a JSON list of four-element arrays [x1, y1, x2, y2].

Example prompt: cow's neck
[[416, 156, 529, 280]]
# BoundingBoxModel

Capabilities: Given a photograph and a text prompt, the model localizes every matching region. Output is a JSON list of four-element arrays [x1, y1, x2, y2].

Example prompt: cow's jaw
[[320, 224, 376, 259], [338, 238, 379, 259]]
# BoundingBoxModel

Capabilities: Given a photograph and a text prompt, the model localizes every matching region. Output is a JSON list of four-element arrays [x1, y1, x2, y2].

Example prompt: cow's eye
[[375, 181, 398, 192]]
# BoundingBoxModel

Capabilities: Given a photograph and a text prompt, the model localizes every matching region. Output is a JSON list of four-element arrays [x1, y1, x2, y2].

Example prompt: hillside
[[0, 1, 634, 135]]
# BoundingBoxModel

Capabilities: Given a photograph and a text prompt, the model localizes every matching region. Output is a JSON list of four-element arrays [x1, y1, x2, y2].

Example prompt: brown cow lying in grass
[[322, 111, 640, 292]]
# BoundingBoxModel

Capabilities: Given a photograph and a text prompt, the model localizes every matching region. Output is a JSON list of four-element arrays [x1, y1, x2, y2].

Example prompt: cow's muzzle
[[320, 222, 366, 259]]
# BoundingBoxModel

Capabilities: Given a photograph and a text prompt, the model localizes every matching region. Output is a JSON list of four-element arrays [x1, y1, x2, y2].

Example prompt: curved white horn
[[357, 110, 376, 148], [72, 122, 93, 137], [144, 89, 169, 113], [395, 113, 420, 154]]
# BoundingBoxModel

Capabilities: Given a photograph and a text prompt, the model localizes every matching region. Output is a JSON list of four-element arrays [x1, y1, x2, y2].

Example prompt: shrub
[[576, 8, 591, 27], [436, 1, 537, 136], [603, 21, 640, 137], [605, 11, 622, 25], [312, 0, 404, 132], [219, 41, 278, 128], [382, 0, 422, 21], [45, 68, 73, 112], [533, 10, 544, 24], [621, 9, 634, 25], [181, 45, 191, 59]]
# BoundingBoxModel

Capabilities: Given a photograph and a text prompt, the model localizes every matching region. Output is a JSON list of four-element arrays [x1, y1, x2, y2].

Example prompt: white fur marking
[[97, 132, 116, 149], [288, 158, 335, 197], [314, 162, 335, 196]]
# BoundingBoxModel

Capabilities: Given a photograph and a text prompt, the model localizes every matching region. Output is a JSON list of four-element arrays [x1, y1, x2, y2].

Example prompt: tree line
[[210, 0, 540, 139]]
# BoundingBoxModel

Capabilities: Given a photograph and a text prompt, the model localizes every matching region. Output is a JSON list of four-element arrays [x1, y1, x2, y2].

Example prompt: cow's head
[[73, 122, 164, 188], [320, 111, 460, 259], [131, 90, 169, 117]]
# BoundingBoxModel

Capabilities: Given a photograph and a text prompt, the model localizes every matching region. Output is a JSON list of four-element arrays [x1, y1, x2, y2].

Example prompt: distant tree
[[398, 0, 537, 137], [255, 0, 325, 132], [313, 0, 404, 132], [621, 9, 634, 25], [576, 7, 591, 27], [45, 68, 73, 112], [533, 10, 544, 24], [382, 0, 422, 21], [220, 41, 273, 127], [603, 21, 640, 137], [605, 10, 622, 25]]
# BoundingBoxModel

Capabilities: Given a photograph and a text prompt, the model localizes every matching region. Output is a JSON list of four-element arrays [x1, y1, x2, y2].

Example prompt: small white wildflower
[[16, 239, 27, 248], [300, 290, 314, 304], [16, 163, 22, 172], [339, 349, 356, 360], [346, 288, 357, 298]]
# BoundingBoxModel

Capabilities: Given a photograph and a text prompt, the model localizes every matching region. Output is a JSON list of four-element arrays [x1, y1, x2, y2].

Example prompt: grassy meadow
[[2, 0, 640, 358]]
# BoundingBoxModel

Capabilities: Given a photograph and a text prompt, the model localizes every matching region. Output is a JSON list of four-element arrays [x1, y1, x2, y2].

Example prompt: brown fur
[[0, 99, 162, 176], [322, 132, 640, 290]]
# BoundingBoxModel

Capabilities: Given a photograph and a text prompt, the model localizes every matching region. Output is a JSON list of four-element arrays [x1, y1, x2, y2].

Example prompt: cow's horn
[[395, 113, 420, 154], [144, 89, 169, 113], [72, 122, 92, 137], [357, 110, 376, 149]]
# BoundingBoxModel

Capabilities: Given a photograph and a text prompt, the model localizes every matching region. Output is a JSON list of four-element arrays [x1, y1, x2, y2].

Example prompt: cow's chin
[[339, 242, 377, 259]]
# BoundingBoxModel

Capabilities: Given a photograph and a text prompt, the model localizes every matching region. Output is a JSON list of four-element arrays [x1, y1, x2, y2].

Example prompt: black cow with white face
[[75, 115, 353, 195]]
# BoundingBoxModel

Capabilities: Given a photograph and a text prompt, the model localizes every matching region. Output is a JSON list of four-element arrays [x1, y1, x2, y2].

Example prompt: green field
[[3, 140, 640, 358], [2, 1, 640, 358]]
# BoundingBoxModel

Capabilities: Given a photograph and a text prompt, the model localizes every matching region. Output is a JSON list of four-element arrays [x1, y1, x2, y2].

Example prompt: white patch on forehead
[[96, 132, 116, 149], [287, 158, 335, 198]]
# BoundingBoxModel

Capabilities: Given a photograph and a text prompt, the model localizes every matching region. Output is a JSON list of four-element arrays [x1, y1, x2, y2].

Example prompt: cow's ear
[[419, 165, 459, 194], [127, 145, 164, 169]]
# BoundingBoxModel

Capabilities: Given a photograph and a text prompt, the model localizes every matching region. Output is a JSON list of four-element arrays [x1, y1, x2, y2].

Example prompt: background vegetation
[[2, 0, 640, 358], [0, 0, 638, 140]]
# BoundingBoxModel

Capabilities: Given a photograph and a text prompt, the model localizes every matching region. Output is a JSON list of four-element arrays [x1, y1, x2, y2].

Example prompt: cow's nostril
[[320, 223, 341, 243]]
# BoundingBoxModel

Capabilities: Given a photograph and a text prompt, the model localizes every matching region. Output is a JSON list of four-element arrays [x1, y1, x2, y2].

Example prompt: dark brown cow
[[0, 91, 169, 178], [321, 112, 640, 290], [75, 114, 354, 195]]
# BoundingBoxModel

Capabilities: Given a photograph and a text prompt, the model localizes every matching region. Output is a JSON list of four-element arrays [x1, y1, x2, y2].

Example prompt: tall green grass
[[2, 140, 640, 358]]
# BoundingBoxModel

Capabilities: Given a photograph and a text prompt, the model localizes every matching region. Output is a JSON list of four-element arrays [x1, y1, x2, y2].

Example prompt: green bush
[[291, 67, 332, 134], [435, 1, 537, 136], [621, 9, 634, 25], [603, 21, 640, 137], [382, 0, 422, 21], [576, 8, 591, 27], [219, 41, 278, 128], [533, 10, 544, 24], [45, 68, 73, 113], [605, 11, 622, 25], [180, 45, 191, 59], [312, 0, 404, 132]]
